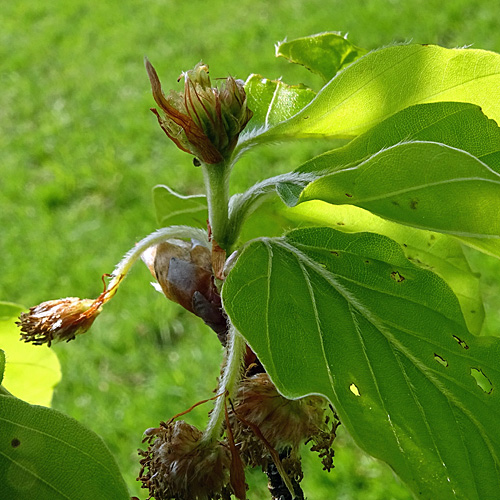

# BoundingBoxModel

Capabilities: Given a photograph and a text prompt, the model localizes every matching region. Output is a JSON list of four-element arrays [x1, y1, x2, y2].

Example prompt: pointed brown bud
[[145, 59, 253, 164], [17, 297, 101, 347]]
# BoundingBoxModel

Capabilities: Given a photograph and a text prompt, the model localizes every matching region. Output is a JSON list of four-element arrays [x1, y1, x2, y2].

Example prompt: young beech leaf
[[285, 202, 485, 335], [295, 101, 500, 177], [300, 141, 500, 238], [250, 44, 500, 144], [244, 75, 315, 130], [153, 184, 207, 229], [275, 32, 367, 83], [222, 227, 500, 500], [0, 396, 129, 500]]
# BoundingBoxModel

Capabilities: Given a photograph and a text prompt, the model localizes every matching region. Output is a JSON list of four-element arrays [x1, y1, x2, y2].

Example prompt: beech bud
[[145, 60, 253, 164]]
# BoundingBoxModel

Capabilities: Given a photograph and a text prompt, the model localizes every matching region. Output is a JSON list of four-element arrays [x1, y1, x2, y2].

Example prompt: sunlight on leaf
[[295, 102, 500, 176], [244, 75, 315, 130], [250, 44, 500, 144], [301, 141, 500, 238]]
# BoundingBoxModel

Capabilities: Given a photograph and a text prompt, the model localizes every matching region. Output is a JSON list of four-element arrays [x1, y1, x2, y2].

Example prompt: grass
[[2, 0, 500, 498]]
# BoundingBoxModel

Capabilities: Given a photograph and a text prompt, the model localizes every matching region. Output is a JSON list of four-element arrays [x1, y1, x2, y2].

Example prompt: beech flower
[[138, 420, 232, 500], [145, 59, 253, 164], [17, 297, 102, 347], [228, 373, 337, 471], [17, 276, 120, 347]]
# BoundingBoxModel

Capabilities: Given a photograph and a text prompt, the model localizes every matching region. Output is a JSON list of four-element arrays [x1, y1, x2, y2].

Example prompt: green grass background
[[2, 0, 500, 498]]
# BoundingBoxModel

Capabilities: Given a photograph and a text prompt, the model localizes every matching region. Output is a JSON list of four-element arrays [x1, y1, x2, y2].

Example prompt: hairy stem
[[201, 323, 246, 445], [107, 226, 209, 295], [201, 161, 232, 250]]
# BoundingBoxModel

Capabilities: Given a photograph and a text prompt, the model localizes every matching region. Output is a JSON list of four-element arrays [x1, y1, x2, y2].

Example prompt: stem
[[201, 161, 232, 250], [107, 226, 208, 295], [201, 323, 246, 445]]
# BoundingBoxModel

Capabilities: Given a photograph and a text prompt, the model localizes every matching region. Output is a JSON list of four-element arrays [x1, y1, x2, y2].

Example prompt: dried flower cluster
[[17, 297, 102, 347], [138, 420, 232, 500], [229, 373, 335, 465], [139, 373, 339, 500]]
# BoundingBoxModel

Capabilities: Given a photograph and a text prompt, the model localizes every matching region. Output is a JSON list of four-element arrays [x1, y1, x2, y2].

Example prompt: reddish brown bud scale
[[145, 59, 252, 164]]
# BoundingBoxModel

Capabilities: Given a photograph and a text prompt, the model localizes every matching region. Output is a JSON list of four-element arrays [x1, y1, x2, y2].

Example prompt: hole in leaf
[[390, 271, 405, 283], [453, 335, 469, 350], [345, 193, 353, 198], [410, 198, 419, 210], [434, 354, 448, 367], [330, 251, 339, 257], [471, 368, 493, 394], [349, 384, 360, 396], [11, 438, 20, 448]]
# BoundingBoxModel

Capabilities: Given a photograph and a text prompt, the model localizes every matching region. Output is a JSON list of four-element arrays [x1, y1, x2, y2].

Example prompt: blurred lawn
[[2, 0, 500, 498]]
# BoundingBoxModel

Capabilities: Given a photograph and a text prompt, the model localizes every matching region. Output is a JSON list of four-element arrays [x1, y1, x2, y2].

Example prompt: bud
[[138, 420, 232, 500], [145, 59, 253, 164], [17, 297, 102, 347]]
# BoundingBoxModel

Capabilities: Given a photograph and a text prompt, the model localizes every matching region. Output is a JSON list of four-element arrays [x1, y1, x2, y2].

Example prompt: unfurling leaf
[[276, 32, 367, 82]]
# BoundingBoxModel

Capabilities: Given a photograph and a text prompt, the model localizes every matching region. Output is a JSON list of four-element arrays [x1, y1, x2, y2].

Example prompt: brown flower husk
[[228, 373, 339, 476], [138, 420, 232, 500]]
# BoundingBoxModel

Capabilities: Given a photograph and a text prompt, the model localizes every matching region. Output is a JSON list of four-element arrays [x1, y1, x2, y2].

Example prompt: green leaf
[[254, 44, 500, 143], [296, 102, 500, 176], [223, 227, 500, 499], [456, 237, 500, 260], [286, 202, 484, 334], [0, 302, 61, 407], [153, 184, 207, 229], [0, 395, 129, 500], [276, 32, 367, 82], [0, 350, 5, 384], [244, 75, 315, 130], [300, 141, 500, 238]]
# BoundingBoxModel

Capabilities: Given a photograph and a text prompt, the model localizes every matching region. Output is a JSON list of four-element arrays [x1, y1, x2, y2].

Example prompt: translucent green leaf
[[300, 141, 500, 238], [254, 44, 500, 143], [455, 237, 500, 259], [223, 227, 500, 499], [0, 302, 61, 407], [276, 32, 367, 82], [153, 184, 207, 229], [286, 202, 484, 334], [296, 102, 500, 176], [0, 395, 129, 500], [244, 75, 315, 130]]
